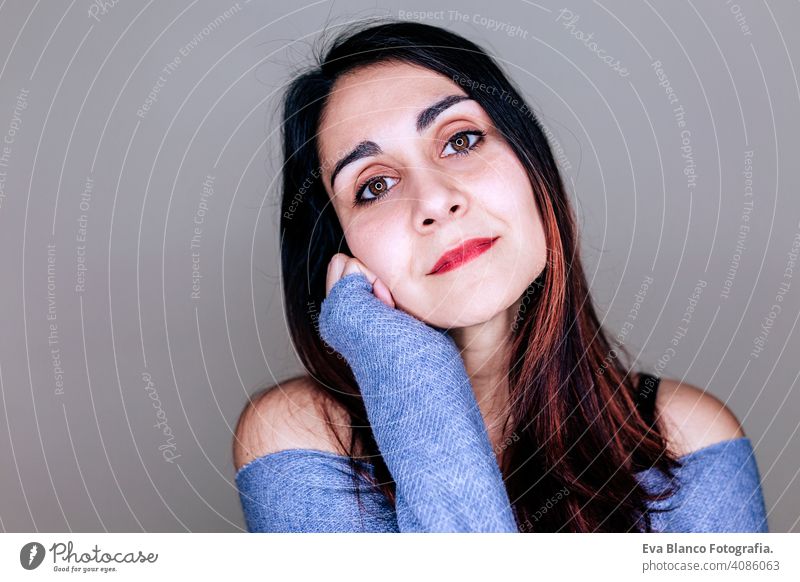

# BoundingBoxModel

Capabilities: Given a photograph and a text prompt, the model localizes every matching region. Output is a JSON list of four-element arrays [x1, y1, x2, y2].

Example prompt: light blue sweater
[[235, 272, 769, 533]]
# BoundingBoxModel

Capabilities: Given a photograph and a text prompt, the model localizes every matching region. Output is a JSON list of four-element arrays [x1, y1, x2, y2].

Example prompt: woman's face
[[318, 61, 547, 328]]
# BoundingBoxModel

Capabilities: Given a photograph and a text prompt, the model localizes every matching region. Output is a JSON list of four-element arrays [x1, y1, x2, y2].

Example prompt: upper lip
[[427, 236, 499, 275]]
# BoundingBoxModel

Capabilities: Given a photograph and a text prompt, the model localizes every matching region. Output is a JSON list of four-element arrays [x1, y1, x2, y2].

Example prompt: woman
[[233, 20, 768, 532]]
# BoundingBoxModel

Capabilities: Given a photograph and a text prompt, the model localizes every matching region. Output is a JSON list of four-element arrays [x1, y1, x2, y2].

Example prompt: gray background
[[0, 0, 798, 532]]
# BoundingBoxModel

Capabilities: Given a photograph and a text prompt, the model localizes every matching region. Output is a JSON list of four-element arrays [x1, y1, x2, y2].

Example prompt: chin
[[403, 273, 526, 329]]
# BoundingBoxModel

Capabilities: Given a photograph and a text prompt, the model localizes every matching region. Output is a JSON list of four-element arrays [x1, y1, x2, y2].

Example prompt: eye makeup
[[351, 128, 487, 208]]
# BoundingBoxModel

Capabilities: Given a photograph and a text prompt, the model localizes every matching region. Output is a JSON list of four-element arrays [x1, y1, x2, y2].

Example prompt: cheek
[[343, 217, 427, 319], [344, 217, 411, 287], [504, 188, 548, 282], [476, 155, 545, 254]]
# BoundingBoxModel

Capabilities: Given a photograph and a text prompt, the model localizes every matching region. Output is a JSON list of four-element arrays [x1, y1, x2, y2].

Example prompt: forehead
[[318, 61, 467, 163]]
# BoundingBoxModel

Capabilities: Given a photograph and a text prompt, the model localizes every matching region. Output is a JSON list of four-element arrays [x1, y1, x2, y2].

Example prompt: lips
[[427, 236, 499, 275]]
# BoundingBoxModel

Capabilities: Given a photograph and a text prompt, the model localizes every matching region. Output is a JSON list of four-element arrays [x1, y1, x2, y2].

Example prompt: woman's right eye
[[353, 175, 399, 207]]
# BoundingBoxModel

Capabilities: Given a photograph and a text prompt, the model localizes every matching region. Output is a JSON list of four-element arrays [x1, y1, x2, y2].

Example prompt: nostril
[[423, 218, 434, 225]]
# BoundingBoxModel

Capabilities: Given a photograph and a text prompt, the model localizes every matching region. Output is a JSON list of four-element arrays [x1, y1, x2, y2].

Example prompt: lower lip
[[429, 237, 499, 275]]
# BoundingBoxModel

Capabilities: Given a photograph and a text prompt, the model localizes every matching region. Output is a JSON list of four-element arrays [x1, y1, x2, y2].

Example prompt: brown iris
[[451, 134, 469, 151]]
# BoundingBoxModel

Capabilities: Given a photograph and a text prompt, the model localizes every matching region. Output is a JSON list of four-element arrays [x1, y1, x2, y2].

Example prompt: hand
[[326, 253, 396, 309], [318, 254, 466, 406], [319, 253, 458, 368]]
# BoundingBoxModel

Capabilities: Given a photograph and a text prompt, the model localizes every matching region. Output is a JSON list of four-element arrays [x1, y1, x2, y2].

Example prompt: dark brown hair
[[278, 19, 682, 532]]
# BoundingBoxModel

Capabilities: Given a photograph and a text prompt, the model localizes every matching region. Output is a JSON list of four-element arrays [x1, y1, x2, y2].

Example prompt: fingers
[[325, 253, 396, 308], [325, 253, 351, 294], [371, 277, 396, 309], [326, 253, 373, 293]]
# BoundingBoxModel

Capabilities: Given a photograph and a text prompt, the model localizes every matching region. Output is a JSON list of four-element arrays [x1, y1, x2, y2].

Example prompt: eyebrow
[[328, 94, 473, 191]]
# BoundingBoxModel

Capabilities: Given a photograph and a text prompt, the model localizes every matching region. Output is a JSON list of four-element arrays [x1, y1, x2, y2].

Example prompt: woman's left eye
[[441, 130, 486, 157]]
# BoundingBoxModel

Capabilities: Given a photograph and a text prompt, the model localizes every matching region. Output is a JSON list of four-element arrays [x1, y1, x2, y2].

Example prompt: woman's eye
[[354, 175, 399, 206], [441, 130, 485, 157], [351, 130, 485, 208]]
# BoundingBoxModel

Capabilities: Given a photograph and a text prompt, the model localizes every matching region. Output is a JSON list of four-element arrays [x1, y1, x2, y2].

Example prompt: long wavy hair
[[277, 19, 682, 532]]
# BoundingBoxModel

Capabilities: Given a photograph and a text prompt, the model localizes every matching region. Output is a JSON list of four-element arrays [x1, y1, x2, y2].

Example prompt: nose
[[411, 167, 469, 230]]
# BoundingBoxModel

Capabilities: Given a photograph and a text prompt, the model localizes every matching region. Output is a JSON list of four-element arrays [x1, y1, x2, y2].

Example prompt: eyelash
[[352, 129, 487, 208]]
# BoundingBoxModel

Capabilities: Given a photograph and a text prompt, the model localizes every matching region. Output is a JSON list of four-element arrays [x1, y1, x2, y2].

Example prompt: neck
[[448, 297, 522, 445]]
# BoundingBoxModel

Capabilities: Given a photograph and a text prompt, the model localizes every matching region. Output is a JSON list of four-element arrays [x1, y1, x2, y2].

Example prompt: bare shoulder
[[654, 377, 746, 458], [232, 375, 352, 472]]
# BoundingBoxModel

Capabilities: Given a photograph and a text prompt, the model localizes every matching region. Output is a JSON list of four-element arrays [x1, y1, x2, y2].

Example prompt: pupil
[[454, 136, 467, 149]]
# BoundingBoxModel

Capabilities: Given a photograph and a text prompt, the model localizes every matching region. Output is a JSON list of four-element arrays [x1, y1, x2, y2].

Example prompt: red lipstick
[[427, 236, 499, 275]]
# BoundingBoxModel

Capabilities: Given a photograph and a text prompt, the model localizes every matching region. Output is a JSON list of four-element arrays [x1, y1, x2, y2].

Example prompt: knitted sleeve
[[638, 436, 769, 532], [235, 448, 400, 532], [234, 436, 769, 532], [313, 271, 518, 532]]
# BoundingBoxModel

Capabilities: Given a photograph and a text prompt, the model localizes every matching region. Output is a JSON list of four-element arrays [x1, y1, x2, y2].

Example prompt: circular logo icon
[[20, 542, 46, 570]]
